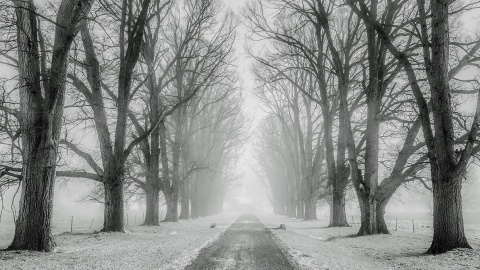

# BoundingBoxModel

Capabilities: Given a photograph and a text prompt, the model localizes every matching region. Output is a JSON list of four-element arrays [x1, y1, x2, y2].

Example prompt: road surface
[[185, 213, 295, 270]]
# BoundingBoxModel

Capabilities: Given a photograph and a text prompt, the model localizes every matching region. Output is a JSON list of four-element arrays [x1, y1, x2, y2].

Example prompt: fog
[[1, 0, 480, 262]]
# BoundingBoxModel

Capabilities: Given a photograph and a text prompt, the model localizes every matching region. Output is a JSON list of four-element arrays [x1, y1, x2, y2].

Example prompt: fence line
[[348, 215, 431, 234]]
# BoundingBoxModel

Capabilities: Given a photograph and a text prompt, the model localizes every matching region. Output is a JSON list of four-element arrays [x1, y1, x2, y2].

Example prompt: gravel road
[[185, 213, 295, 270]]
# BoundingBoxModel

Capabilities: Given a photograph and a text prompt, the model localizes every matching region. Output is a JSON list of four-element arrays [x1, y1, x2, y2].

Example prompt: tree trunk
[[329, 190, 348, 227], [296, 198, 304, 219], [427, 177, 471, 253], [190, 173, 199, 219], [329, 78, 350, 227], [376, 199, 389, 234], [102, 167, 125, 232], [9, 0, 92, 252], [329, 163, 349, 227], [164, 190, 178, 222], [279, 189, 287, 215], [143, 181, 160, 225], [304, 195, 317, 220], [191, 198, 198, 219], [179, 179, 190, 219], [9, 2, 56, 251], [9, 145, 57, 251], [357, 193, 390, 235], [357, 193, 374, 235], [425, 0, 472, 254], [357, 194, 376, 235]]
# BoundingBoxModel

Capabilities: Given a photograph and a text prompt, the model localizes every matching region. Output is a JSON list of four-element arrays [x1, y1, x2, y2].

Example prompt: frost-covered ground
[[0, 212, 239, 270], [2, 211, 479, 270], [257, 212, 480, 270]]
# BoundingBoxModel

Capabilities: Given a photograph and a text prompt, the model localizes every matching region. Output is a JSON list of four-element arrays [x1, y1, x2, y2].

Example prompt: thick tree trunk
[[329, 162, 349, 227], [329, 79, 350, 227], [279, 189, 287, 215], [357, 194, 390, 235], [190, 173, 199, 219], [304, 195, 317, 220], [9, 145, 57, 251], [179, 179, 190, 219], [102, 168, 125, 232], [427, 177, 471, 253], [191, 199, 198, 219], [9, 1, 56, 251], [425, 0, 472, 254], [329, 190, 348, 227], [376, 199, 389, 234], [164, 190, 178, 222], [143, 182, 160, 225], [9, 0, 92, 252], [357, 194, 375, 235]]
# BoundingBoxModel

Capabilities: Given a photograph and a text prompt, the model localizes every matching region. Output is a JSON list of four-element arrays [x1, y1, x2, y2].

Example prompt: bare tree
[[65, 0, 155, 232], [4, 0, 94, 251], [244, 0, 365, 224], [347, 0, 480, 253]]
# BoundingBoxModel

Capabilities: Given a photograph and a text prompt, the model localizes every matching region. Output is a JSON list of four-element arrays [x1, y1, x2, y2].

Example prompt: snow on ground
[[0, 212, 239, 270], [257, 212, 480, 270]]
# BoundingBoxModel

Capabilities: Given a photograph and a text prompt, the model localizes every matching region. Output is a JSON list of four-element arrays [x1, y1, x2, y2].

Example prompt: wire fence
[[0, 211, 149, 235], [1, 212, 434, 236], [349, 215, 433, 234]]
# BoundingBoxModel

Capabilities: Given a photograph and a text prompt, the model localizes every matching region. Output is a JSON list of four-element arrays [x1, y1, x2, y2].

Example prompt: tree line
[[246, 0, 480, 254], [0, 0, 246, 252]]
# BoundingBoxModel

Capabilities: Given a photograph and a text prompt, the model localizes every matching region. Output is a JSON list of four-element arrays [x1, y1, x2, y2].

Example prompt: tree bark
[[9, 0, 92, 252], [427, 178, 470, 253], [164, 190, 178, 222], [376, 199, 389, 234], [329, 79, 350, 227], [357, 193, 377, 235], [426, 0, 472, 254], [102, 167, 125, 232], [329, 188, 348, 227], [190, 173, 199, 219], [314, 4, 350, 227], [179, 179, 190, 219], [357, 91, 382, 235], [143, 180, 160, 225], [304, 195, 317, 220]]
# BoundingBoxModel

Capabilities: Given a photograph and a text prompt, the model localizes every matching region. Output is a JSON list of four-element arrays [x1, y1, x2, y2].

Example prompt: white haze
[[1, 0, 480, 227]]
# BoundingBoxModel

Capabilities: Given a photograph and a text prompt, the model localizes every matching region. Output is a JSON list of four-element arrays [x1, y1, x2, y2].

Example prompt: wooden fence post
[[89, 218, 94, 231]]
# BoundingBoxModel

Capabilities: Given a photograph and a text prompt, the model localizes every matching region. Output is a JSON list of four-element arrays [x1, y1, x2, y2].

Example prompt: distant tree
[[188, 84, 247, 217], [244, 0, 364, 224]]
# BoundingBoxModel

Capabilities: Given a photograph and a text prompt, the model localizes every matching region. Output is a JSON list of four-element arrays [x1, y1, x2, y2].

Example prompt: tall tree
[[347, 0, 480, 253], [244, 0, 364, 224], [7, 0, 93, 251], [66, 0, 154, 232]]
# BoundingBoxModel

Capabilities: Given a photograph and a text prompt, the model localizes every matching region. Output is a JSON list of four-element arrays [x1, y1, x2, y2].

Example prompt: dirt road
[[185, 213, 295, 270]]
